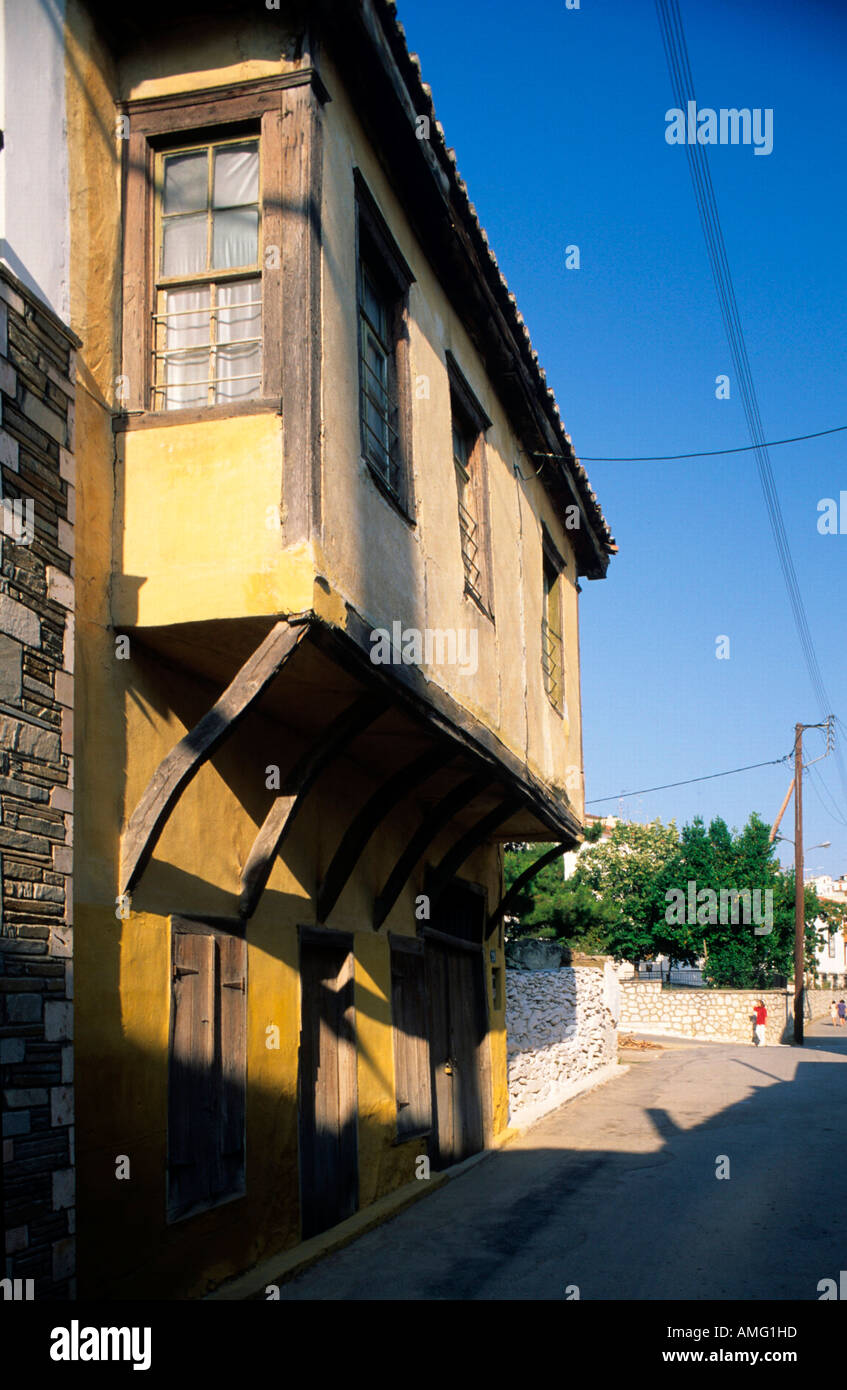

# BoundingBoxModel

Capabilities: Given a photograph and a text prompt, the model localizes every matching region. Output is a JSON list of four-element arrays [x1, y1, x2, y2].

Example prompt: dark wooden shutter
[[390, 944, 431, 1139], [169, 930, 215, 1218], [217, 933, 247, 1200]]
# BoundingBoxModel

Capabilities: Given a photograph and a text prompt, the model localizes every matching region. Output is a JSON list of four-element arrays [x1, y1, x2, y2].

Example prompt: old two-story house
[[4, 0, 615, 1299]]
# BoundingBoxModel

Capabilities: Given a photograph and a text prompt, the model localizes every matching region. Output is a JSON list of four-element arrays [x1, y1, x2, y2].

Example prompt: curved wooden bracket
[[317, 748, 454, 923], [486, 840, 569, 938], [239, 694, 389, 919], [427, 795, 522, 911], [372, 773, 490, 931], [119, 619, 308, 898]]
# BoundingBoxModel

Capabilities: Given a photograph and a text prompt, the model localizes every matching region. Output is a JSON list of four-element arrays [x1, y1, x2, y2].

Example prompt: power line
[[586, 753, 791, 805], [655, 0, 847, 826], [563, 423, 847, 463], [807, 763, 847, 830]]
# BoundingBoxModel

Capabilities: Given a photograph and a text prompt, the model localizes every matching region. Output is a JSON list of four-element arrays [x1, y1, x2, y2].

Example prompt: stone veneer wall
[[0, 266, 76, 1297], [506, 963, 619, 1128], [619, 980, 792, 1045]]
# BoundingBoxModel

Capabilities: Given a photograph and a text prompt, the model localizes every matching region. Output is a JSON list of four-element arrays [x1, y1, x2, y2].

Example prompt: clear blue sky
[[398, 0, 847, 875]]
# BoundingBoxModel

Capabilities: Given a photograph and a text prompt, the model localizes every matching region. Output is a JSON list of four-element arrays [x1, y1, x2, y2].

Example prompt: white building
[[809, 874, 847, 985]]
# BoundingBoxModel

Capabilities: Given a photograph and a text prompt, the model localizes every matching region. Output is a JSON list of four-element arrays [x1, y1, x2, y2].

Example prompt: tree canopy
[[504, 812, 838, 987]]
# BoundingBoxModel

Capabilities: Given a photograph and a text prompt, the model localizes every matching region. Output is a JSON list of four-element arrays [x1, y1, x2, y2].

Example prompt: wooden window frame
[[541, 528, 566, 716], [167, 916, 247, 1224], [446, 352, 494, 619], [152, 134, 263, 411], [354, 170, 416, 522], [118, 72, 327, 430]]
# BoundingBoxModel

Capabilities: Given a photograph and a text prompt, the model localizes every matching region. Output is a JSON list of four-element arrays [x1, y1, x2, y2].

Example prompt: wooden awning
[[119, 613, 582, 924]]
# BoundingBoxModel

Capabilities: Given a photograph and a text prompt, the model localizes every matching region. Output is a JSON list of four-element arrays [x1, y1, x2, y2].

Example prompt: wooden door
[[426, 922, 488, 1169], [298, 934, 358, 1239]]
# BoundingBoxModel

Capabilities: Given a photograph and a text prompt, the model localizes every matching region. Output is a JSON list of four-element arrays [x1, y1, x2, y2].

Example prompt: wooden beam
[[239, 694, 389, 919], [372, 773, 490, 931], [308, 614, 584, 844], [119, 619, 308, 898], [486, 841, 568, 938], [317, 747, 454, 923], [427, 795, 522, 910]]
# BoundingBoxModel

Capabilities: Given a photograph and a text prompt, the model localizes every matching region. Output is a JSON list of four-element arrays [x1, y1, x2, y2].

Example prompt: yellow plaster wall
[[113, 413, 319, 628]]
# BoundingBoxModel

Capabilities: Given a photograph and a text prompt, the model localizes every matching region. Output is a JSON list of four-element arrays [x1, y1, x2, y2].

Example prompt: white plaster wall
[[506, 965, 619, 1128], [0, 0, 70, 321]]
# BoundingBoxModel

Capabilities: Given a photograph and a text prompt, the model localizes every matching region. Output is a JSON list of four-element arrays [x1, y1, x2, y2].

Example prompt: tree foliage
[[504, 812, 831, 987]]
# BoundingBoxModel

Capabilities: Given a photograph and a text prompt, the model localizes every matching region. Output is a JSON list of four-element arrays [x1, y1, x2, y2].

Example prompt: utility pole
[[794, 723, 805, 1045]]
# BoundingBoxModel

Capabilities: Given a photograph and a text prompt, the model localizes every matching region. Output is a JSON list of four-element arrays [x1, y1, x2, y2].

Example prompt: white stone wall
[[506, 965, 618, 1128], [619, 981, 791, 1044]]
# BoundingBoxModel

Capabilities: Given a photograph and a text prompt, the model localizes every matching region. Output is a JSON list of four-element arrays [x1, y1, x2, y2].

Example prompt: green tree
[[502, 845, 616, 951], [573, 819, 690, 968]]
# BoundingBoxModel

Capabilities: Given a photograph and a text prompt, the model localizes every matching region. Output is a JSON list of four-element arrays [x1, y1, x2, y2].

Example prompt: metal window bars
[[541, 615, 564, 707], [360, 329, 401, 495], [152, 289, 262, 408]]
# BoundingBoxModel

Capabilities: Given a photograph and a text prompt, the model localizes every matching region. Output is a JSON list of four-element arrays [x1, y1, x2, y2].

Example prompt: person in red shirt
[[754, 1000, 767, 1046]]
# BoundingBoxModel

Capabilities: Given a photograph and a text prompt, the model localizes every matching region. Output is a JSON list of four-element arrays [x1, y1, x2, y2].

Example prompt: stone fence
[[619, 980, 792, 1044], [506, 957, 620, 1128], [806, 988, 847, 1022]]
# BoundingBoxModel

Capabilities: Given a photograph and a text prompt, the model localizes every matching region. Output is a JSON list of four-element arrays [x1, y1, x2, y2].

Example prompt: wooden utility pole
[[794, 723, 805, 1045]]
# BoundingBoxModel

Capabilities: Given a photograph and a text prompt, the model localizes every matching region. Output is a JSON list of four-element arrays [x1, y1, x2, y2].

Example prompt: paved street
[[279, 1019, 847, 1300]]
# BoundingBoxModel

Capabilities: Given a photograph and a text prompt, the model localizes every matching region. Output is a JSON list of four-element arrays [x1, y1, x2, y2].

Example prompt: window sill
[[362, 457, 416, 527], [113, 397, 283, 432]]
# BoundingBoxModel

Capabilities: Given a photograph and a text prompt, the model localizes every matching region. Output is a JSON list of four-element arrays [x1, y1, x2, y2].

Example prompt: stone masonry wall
[[806, 988, 847, 1023], [507, 963, 619, 1128], [0, 266, 76, 1298], [619, 980, 792, 1045]]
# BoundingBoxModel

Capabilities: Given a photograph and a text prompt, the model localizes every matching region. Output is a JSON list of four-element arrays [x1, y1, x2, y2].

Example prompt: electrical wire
[[807, 763, 847, 830], [655, 0, 847, 824], [562, 424, 847, 463], [586, 752, 791, 805]]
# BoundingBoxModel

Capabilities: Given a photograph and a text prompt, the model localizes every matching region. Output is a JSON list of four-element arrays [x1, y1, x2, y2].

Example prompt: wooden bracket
[[119, 619, 308, 898]]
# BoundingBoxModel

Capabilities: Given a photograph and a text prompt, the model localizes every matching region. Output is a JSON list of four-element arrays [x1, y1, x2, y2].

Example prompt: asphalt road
[[278, 1019, 847, 1300]]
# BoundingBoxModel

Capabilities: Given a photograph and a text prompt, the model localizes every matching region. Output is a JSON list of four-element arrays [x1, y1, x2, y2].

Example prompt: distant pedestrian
[[754, 999, 767, 1046], [838, 1000, 846, 1028], [831, 999, 839, 1027]]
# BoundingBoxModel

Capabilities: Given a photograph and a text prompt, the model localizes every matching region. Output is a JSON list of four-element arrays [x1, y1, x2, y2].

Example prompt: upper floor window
[[542, 541, 565, 712], [355, 171, 414, 516], [447, 354, 493, 616], [153, 137, 262, 410], [359, 255, 401, 493]]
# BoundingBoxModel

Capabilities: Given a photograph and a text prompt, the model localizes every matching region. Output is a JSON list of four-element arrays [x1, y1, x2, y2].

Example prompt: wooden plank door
[[298, 935, 358, 1239], [426, 934, 487, 1170]]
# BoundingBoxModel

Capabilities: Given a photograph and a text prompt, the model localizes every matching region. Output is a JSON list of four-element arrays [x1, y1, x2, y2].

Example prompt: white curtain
[[216, 279, 261, 402], [162, 287, 210, 409]]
